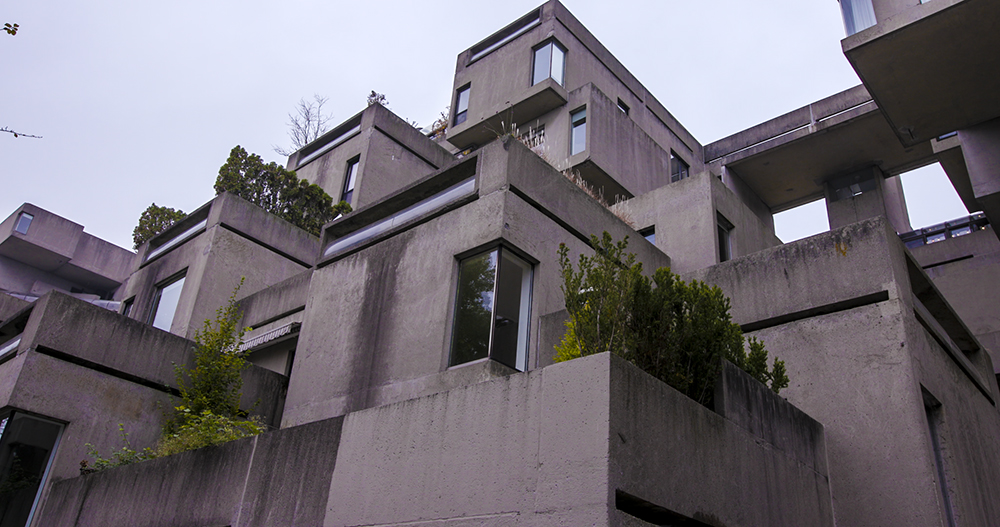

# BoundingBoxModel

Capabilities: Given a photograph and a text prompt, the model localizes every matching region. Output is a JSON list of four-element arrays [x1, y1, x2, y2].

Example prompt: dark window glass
[[640, 226, 655, 245], [571, 108, 587, 156], [718, 214, 733, 262], [0, 411, 62, 527], [532, 41, 565, 86], [617, 98, 630, 115], [454, 86, 470, 125], [121, 297, 134, 318], [148, 273, 186, 331], [450, 248, 532, 371], [342, 157, 359, 205], [13, 213, 32, 235], [670, 152, 689, 183]]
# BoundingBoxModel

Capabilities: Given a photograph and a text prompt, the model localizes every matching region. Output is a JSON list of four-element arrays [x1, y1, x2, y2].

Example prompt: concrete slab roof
[[842, 0, 1000, 146], [706, 86, 935, 212]]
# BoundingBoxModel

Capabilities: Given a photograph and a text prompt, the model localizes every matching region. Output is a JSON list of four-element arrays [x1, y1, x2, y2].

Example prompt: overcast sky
[[1, 0, 968, 249]]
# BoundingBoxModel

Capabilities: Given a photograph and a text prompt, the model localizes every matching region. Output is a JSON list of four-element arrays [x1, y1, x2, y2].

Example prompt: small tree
[[366, 90, 388, 107], [132, 203, 186, 249], [274, 94, 333, 156], [555, 232, 788, 407], [215, 145, 351, 235]]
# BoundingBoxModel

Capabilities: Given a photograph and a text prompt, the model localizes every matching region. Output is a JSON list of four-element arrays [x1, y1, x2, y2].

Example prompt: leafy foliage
[[555, 232, 789, 407], [132, 203, 186, 249], [83, 282, 264, 474], [215, 145, 351, 236], [3, 23, 17, 36], [367, 90, 388, 107]]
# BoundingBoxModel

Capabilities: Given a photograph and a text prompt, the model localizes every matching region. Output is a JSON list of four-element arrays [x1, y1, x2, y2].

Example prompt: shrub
[[555, 232, 788, 407]]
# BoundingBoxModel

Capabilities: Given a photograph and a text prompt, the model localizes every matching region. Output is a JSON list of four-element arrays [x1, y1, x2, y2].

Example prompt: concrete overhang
[[706, 86, 935, 212], [446, 79, 567, 150], [842, 0, 1000, 146]]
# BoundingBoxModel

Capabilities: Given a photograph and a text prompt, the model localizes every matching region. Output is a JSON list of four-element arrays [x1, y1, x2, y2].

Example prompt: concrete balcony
[[842, 0, 1000, 146], [446, 78, 567, 150]]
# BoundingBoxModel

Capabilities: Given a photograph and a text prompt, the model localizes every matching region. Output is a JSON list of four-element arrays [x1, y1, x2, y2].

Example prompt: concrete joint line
[[233, 434, 260, 527]]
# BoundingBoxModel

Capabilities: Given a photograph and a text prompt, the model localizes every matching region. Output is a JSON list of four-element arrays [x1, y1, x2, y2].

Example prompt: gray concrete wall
[[124, 194, 312, 340], [36, 352, 832, 526], [911, 226, 1000, 371], [959, 116, 1000, 228], [285, 141, 668, 427], [0, 292, 29, 323], [291, 104, 453, 210], [35, 417, 344, 527], [685, 217, 1000, 526]]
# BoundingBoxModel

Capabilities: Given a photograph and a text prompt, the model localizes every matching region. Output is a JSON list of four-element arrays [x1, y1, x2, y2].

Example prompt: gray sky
[[1, 0, 967, 249]]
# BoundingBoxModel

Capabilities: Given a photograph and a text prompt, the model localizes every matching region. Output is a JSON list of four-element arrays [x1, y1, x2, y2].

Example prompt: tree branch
[[1, 127, 42, 139]]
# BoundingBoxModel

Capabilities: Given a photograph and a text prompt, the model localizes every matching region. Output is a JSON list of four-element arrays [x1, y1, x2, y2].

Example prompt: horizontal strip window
[[145, 219, 207, 262], [323, 177, 476, 259], [296, 124, 362, 168], [468, 8, 541, 63]]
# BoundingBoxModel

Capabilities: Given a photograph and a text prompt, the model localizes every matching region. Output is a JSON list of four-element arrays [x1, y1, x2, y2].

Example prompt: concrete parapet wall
[[37, 353, 832, 526], [36, 417, 344, 527]]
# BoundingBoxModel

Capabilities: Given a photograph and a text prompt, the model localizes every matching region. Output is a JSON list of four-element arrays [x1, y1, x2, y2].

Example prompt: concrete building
[[1, 1, 999, 525]]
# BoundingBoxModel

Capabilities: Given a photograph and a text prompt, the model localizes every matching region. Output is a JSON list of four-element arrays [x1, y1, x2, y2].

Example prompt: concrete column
[[958, 117, 1000, 233], [826, 166, 911, 232]]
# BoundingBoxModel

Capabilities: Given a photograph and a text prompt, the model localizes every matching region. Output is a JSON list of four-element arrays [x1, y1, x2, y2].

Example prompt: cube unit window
[[450, 247, 532, 372], [532, 40, 566, 86]]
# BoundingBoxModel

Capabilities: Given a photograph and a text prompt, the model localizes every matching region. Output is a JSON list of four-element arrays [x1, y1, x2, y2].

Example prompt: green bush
[[555, 232, 788, 407], [83, 281, 265, 474]]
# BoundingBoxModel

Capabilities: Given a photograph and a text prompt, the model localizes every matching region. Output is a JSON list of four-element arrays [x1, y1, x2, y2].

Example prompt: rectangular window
[[839, 0, 876, 36], [450, 247, 532, 372], [718, 214, 733, 263], [342, 157, 360, 205], [617, 98, 630, 115], [0, 411, 63, 527], [454, 85, 470, 126], [121, 297, 135, 318], [532, 40, 566, 86], [571, 108, 587, 156], [670, 152, 689, 183], [923, 390, 958, 527], [148, 272, 186, 331], [13, 213, 33, 235], [639, 226, 655, 245]]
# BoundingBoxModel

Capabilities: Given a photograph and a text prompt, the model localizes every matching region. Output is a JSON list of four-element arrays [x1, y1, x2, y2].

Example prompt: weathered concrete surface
[[125, 193, 311, 339], [35, 417, 344, 527], [286, 141, 668, 427], [911, 226, 1000, 371], [236, 269, 311, 329], [686, 217, 1000, 527], [0, 292, 29, 323]]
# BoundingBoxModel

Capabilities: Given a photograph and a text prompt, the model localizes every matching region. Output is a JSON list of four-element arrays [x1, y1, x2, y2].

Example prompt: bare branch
[[273, 94, 333, 156], [1, 126, 42, 139]]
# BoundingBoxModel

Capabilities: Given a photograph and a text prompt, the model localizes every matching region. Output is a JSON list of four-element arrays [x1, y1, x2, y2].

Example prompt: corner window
[[148, 272, 186, 331], [13, 213, 32, 235], [718, 214, 733, 263], [570, 108, 587, 156], [532, 40, 566, 86], [454, 85, 470, 126], [839, 0, 876, 36], [670, 152, 689, 183], [0, 411, 63, 527], [450, 247, 532, 372], [342, 157, 359, 205]]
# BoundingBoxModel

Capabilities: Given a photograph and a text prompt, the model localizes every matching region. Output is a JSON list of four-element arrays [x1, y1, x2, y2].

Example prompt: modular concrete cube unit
[[287, 102, 455, 212], [282, 140, 670, 427], [0, 204, 136, 300], [123, 192, 317, 340], [688, 217, 1000, 526], [36, 353, 833, 527]]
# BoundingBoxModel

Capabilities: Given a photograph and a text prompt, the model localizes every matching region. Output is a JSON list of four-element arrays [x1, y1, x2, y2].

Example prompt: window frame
[[531, 39, 566, 87], [454, 84, 471, 126], [449, 245, 533, 372], [639, 226, 655, 245], [717, 213, 734, 263], [570, 107, 587, 156], [617, 98, 630, 115], [670, 151, 689, 183], [147, 270, 187, 331], [341, 156, 360, 206], [121, 296, 135, 318], [13, 212, 33, 235]]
